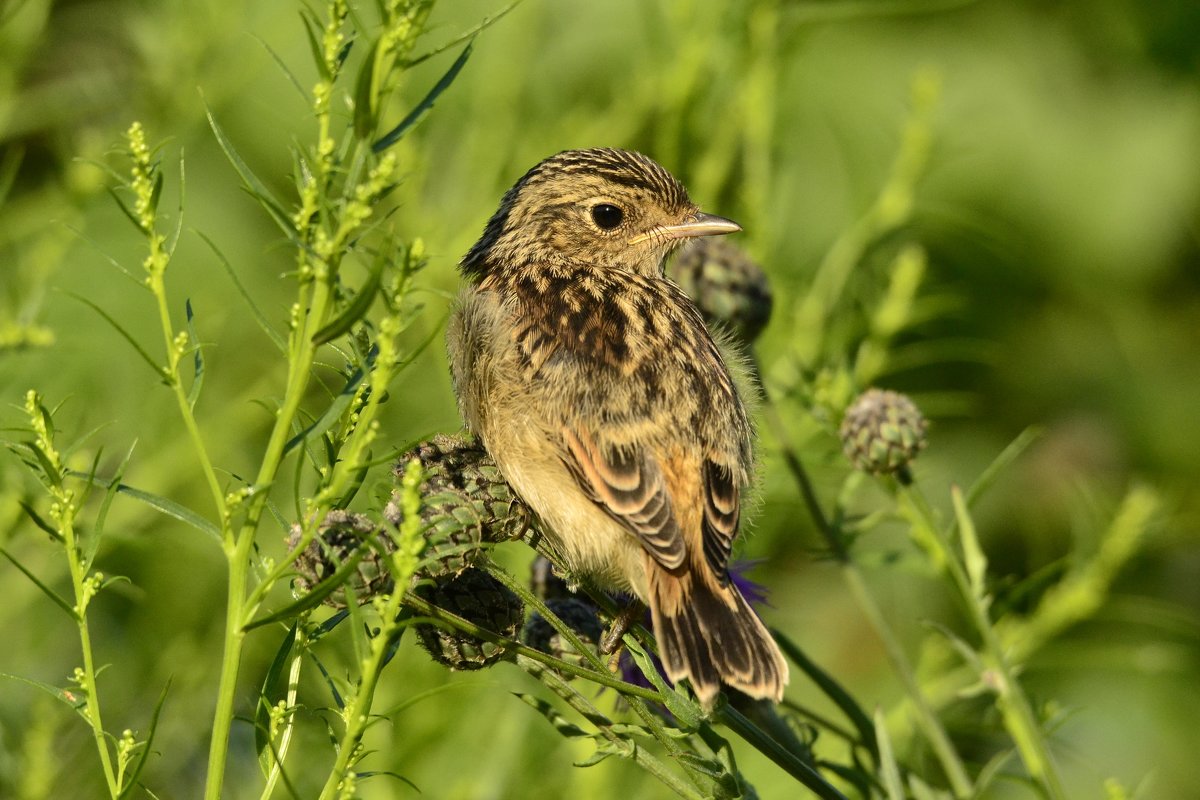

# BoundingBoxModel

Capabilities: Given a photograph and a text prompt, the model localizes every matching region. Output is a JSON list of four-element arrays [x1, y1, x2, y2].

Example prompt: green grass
[[2, 0, 1198, 798]]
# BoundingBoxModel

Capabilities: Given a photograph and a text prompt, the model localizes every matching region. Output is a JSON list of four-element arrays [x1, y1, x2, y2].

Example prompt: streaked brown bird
[[447, 148, 788, 707]]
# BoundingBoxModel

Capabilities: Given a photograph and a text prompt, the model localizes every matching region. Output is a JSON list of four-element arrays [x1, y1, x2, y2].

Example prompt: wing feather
[[561, 426, 686, 569]]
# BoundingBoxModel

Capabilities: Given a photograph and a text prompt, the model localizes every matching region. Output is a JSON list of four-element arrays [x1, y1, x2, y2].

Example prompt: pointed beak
[[628, 212, 742, 245]]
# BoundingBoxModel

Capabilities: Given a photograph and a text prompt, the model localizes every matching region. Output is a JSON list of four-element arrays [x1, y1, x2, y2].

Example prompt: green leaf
[[372, 41, 474, 153], [18, 500, 63, 542], [66, 291, 163, 379], [513, 692, 590, 739], [256, 624, 298, 773], [242, 539, 380, 631], [311, 257, 383, 345], [63, 470, 221, 543], [282, 364, 367, 457], [105, 186, 146, 233], [166, 148, 186, 254], [405, 1, 521, 69], [952, 485, 988, 604], [0, 671, 89, 718], [17, 440, 62, 488], [966, 426, 1041, 508], [116, 679, 171, 799], [185, 299, 205, 410], [195, 230, 287, 353], [874, 706, 905, 800], [299, 8, 330, 81], [1, 548, 78, 620], [204, 103, 297, 238], [353, 37, 381, 140], [774, 630, 877, 758], [252, 33, 308, 101]]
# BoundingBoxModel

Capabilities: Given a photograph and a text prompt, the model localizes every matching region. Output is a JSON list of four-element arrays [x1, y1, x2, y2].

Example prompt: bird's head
[[461, 148, 740, 280]]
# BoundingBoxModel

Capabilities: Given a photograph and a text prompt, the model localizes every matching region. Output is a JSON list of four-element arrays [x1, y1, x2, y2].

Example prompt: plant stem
[[763, 403, 973, 797], [902, 488, 1067, 800], [63, 515, 120, 796], [203, 274, 333, 800]]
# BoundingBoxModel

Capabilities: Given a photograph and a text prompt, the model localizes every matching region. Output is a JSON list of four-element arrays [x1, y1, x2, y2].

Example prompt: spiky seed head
[[413, 567, 525, 670], [667, 237, 773, 345], [840, 388, 928, 476], [289, 510, 390, 610], [385, 434, 531, 578], [521, 598, 604, 670]]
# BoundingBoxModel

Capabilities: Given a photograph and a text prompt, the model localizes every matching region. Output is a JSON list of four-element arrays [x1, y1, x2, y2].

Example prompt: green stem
[[841, 566, 972, 797], [149, 268, 227, 521], [763, 402, 972, 797], [902, 488, 1066, 800], [65, 517, 120, 796], [203, 276, 334, 800]]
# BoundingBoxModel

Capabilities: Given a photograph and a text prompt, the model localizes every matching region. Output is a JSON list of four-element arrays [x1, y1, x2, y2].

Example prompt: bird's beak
[[628, 212, 742, 245]]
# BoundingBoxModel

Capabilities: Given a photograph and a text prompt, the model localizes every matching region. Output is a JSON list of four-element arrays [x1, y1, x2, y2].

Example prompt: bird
[[446, 147, 788, 708]]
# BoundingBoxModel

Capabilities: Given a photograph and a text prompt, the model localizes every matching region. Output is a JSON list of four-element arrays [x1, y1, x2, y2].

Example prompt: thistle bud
[[288, 510, 388, 610], [386, 435, 530, 578], [840, 389, 928, 479], [667, 238, 773, 346], [413, 567, 525, 670], [521, 598, 603, 669]]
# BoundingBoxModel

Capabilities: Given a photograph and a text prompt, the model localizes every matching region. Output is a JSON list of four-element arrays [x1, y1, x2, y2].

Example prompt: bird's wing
[[700, 458, 739, 584], [561, 425, 687, 570]]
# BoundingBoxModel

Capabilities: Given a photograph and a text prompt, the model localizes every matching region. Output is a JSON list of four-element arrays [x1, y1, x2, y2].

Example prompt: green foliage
[[1, 0, 1198, 799]]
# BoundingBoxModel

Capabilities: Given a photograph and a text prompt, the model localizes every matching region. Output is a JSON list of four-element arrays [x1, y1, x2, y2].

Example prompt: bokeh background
[[2, 0, 1199, 797]]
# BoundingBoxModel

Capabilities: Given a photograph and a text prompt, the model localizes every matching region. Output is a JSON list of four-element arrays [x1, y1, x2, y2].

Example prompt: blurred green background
[[2, 0, 1199, 797]]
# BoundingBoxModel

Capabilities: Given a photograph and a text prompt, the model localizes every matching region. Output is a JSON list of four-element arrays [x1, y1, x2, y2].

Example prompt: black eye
[[591, 203, 624, 230]]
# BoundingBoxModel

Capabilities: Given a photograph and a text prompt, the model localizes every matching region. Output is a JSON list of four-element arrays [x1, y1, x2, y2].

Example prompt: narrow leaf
[[311, 258, 383, 345], [513, 693, 590, 738], [105, 186, 147, 233], [282, 364, 366, 457], [405, 1, 520, 69], [185, 299, 205, 409], [966, 426, 1041, 508], [66, 292, 163, 378], [18, 500, 63, 542], [774, 630, 877, 758], [0, 672, 89, 717], [299, 8, 330, 81], [253, 34, 308, 101], [195, 230, 287, 353], [1, 548, 78, 620], [116, 679, 171, 799], [256, 624, 299, 767], [63, 470, 221, 542], [17, 440, 61, 487], [952, 485, 988, 603], [204, 103, 297, 237], [874, 707, 905, 800], [243, 543, 374, 630], [373, 41, 474, 153], [353, 37, 381, 140]]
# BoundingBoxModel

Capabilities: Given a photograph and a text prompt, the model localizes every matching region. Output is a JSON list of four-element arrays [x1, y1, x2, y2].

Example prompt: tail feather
[[647, 560, 788, 708]]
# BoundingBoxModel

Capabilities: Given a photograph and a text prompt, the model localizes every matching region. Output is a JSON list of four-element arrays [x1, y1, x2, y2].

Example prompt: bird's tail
[[646, 558, 788, 708]]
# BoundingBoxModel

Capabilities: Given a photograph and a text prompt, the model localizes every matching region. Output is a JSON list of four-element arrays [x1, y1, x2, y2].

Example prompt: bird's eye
[[590, 203, 624, 230]]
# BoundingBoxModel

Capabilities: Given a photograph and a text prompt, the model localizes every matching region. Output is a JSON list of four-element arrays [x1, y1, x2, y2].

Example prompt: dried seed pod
[[521, 597, 603, 669], [667, 237, 773, 346], [840, 388, 928, 477], [288, 510, 390, 610], [413, 567, 525, 671]]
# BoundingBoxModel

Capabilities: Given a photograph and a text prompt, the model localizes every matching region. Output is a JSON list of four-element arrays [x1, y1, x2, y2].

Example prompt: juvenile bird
[[447, 148, 788, 707]]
